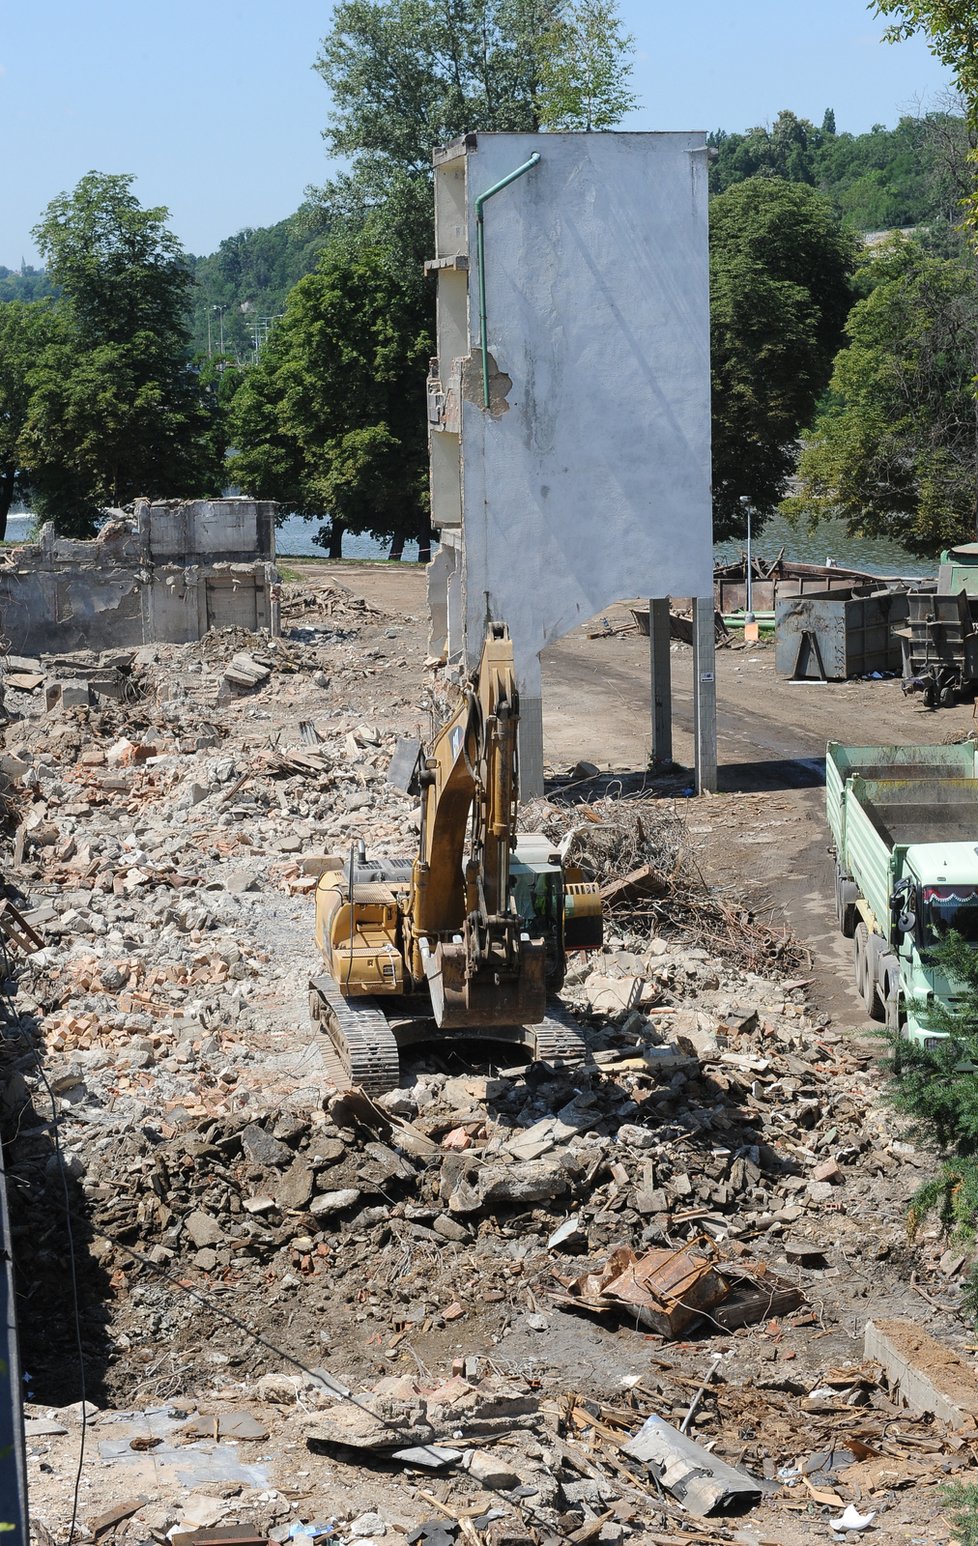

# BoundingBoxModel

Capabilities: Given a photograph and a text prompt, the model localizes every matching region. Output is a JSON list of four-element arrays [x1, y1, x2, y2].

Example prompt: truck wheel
[[880, 956, 901, 1035], [923, 682, 938, 709], [853, 923, 869, 1001], [863, 934, 885, 1020], [837, 874, 859, 938], [940, 684, 957, 708]]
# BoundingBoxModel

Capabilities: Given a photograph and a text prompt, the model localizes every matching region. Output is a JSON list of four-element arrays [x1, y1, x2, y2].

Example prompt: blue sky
[[0, 0, 953, 269]]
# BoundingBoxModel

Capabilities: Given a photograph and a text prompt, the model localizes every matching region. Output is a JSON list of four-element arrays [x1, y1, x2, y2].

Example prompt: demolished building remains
[[0, 498, 279, 657]]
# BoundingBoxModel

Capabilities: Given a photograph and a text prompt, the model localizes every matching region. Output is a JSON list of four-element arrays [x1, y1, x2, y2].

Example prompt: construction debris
[[2, 572, 976, 1546]]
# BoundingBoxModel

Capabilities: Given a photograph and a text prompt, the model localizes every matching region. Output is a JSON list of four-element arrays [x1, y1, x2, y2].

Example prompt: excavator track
[[309, 975, 401, 1096], [529, 1004, 590, 1068]]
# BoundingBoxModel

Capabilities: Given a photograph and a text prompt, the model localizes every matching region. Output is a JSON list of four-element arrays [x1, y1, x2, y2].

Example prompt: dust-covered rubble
[[1, 584, 974, 1544]]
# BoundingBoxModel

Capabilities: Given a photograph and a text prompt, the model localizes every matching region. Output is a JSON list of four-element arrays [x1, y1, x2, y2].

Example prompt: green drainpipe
[[475, 152, 541, 409]]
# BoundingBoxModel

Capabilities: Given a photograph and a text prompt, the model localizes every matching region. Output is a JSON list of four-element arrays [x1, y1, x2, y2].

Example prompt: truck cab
[[896, 844, 978, 1043]]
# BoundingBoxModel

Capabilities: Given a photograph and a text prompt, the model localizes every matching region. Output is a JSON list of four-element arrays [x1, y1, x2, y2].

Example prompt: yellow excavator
[[309, 621, 602, 1092]]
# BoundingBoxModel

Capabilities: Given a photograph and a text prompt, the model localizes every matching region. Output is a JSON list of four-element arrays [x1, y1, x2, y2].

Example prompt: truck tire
[[940, 684, 957, 708], [862, 933, 885, 1020], [879, 954, 901, 1035], [836, 871, 859, 938], [853, 922, 869, 1001]]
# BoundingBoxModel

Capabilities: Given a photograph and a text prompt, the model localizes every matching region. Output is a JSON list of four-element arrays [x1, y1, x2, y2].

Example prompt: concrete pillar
[[692, 597, 717, 794], [446, 551, 464, 661], [518, 654, 545, 800], [426, 547, 450, 660], [649, 597, 673, 766]]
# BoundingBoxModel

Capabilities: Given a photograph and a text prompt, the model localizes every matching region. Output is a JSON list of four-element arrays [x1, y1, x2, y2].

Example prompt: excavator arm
[[406, 622, 546, 1027]]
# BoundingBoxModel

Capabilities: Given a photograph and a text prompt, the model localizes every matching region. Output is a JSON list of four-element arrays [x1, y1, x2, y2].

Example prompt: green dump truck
[[827, 742, 978, 1040]]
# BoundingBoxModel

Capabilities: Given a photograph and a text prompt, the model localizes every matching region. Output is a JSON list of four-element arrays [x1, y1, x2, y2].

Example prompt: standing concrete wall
[[0, 500, 278, 656], [427, 132, 714, 790]]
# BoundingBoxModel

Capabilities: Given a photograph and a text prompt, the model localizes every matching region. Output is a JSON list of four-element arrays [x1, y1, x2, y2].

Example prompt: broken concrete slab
[[864, 1318, 978, 1427]]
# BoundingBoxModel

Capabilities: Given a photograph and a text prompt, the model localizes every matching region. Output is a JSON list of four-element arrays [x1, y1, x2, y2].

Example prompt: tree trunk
[[388, 534, 405, 562], [328, 521, 345, 559], [0, 466, 14, 543], [417, 519, 434, 565]]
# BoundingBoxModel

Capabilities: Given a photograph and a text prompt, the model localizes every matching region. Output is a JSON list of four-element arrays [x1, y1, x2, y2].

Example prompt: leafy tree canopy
[[229, 246, 433, 555], [188, 207, 332, 361], [709, 177, 856, 539], [0, 299, 66, 536], [710, 108, 968, 232], [536, 0, 636, 131], [33, 171, 193, 348], [19, 173, 224, 534], [873, 3, 978, 128], [786, 235, 978, 555], [0, 264, 57, 304]]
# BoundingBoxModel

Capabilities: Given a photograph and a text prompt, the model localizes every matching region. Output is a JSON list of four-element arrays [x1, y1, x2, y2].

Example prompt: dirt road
[[315, 561, 978, 1031]]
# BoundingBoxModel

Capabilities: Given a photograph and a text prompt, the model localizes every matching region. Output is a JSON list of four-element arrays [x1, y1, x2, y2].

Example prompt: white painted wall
[[430, 132, 712, 679]]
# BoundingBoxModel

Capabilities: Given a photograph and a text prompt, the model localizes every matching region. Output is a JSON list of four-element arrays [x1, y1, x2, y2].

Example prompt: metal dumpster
[[775, 586, 908, 681], [898, 589, 978, 706]]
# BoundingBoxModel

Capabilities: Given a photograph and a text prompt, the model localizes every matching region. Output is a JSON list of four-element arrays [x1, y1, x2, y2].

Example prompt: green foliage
[[709, 178, 856, 539], [17, 173, 224, 534], [314, 0, 559, 177], [304, 0, 636, 549], [0, 263, 57, 303], [709, 109, 968, 233], [188, 209, 331, 361], [945, 1483, 978, 1545], [0, 299, 65, 534], [874, 4, 978, 130], [885, 933, 978, 1250], [34, 172, 193, 349], [229, 246, 433, 551], [710, 110, 823, 192], [536, 0, 637, 131], [873, 5, 978, 236], [787, 236, 978, 555]]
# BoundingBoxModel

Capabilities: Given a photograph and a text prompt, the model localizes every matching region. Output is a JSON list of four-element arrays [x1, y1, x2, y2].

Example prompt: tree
[[709, 178, 856, 539], [874, 3, 978, 227], [0, 300, 65, 538], [787, 237, 978, 555], [536, 0, 637, 131], [314, 0, 557, 179], [873, 4, 978, 127], [229, 246, 433, 558], [709, 110, 822, 194], [20, 173, 223, 534], [307, 0, 637, 553]]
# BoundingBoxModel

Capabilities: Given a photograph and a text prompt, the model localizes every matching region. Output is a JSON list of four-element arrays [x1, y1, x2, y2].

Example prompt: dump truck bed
[[826, 742, 978, 859]]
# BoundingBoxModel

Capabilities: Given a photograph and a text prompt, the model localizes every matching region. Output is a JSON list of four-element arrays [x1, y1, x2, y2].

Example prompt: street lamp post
[[739, 495, 754, 621]]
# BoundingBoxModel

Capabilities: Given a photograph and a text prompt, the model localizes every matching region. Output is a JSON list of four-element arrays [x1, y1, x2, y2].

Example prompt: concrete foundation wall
[[0, 500, 278, 655]]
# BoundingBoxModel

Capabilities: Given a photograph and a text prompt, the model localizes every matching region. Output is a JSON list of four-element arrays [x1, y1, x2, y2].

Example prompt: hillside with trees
[[1, 0, 972, 558], [187, 210, 331, 363]]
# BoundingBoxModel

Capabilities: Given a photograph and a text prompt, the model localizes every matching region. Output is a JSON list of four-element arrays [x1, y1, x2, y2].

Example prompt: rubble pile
[[522, 796, 811, 974], [2, 580, 976, 1543]]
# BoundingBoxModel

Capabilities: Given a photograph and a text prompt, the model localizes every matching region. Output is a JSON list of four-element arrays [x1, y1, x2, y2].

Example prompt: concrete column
[[446, 551, 464, 662], [649, 597, 673, 766], [426, 547, 450, 660], [517, 654, 545, 800], [692, 597, 717, 794]]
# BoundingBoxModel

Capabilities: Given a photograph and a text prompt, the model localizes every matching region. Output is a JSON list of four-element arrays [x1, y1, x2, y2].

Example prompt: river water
[[5, 510, 939, 577]]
